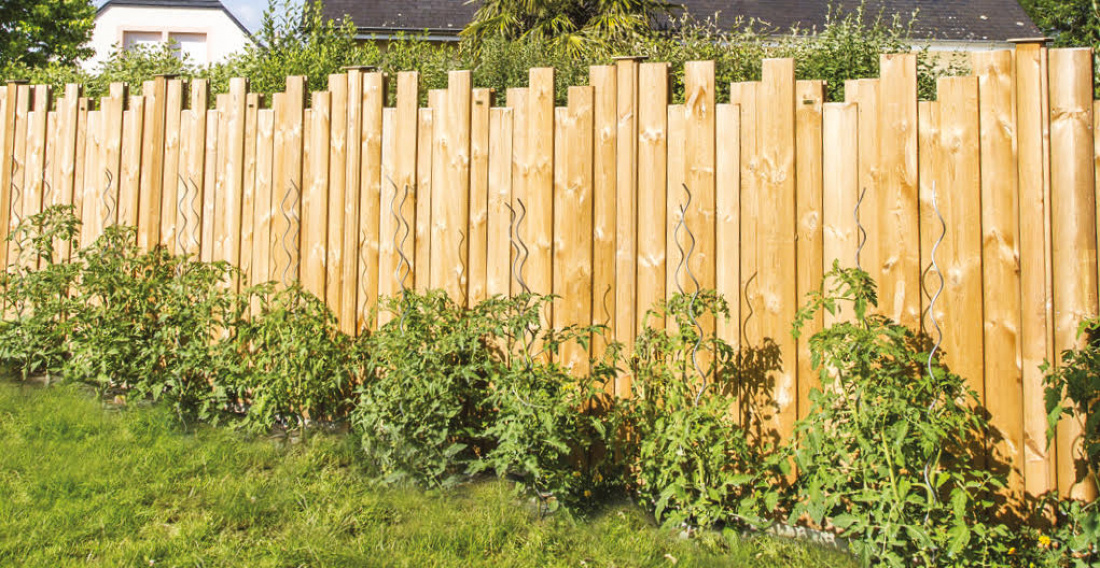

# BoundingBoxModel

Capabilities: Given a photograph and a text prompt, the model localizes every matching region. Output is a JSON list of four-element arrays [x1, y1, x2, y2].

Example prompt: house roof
[[96, 0, 252, 37], [323, 0, 1041, 43]]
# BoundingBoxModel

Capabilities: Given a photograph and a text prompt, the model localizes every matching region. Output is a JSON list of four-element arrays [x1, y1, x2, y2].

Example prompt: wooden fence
[[0, 42, 1097, 503]]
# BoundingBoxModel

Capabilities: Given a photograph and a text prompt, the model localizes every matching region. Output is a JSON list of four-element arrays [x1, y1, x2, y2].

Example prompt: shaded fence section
[[0, 42, 1097, 502]]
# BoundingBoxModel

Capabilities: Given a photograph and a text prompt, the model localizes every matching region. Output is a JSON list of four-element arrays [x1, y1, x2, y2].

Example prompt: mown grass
[[0, 381, 856, 567]]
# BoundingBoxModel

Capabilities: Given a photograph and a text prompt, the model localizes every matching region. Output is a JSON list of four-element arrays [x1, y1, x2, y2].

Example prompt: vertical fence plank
[[666, 104, 685, 324], [8, 85, 29, 259], [936, 76, 986, 408], [614, 57, 642, 393], [0, 83, 17, 267], [24, 87, 50, 240], [487, 106, 514, 299], [200, 109, 219, 263], [118, 96, 144, 228], [506, 87, 528, 295], [54, 85, 81, 260], [357, 72, 385, 333], [378, 107, 398, 324], [730, 81, 759, 430], [757, 59, 798, 446], [528, 67, 555, 311], [338, 69, 363, 334], [1049, 48, 1098, 500], [822, 102, 859, 325], [715, 103, 740, 402], [553, 86, 594, 373], [99, 93, 124, 230], [302, 92, 330, 301], [271, 76, 305, 287], [223, 78, 248, 284], [636, 62, 669, 342], [428, 89, 447, 297], [590, 65, 616, 365], [251, 108, 275, 286], [396, 72, 419, 296], [212, 94, 231, 264], [69, 97, 88, 258], [431, 72, 472, 303], [469, 87, 492, 306], [683, 61, 716, 323], [160, 79, 183, 251], [878, 54, 921, 327], [795, 80, 824, 420], [325, 74, 348, 319], [239, 93, 260, 286], [180, 80, 208, 258], [974, 49, 1025, 503], [845, 79, 880, 275], [78, 108, 98, 250], [918, 99, 941, 340], [414, 105, 434, 293], [138, 76, 167, 249]]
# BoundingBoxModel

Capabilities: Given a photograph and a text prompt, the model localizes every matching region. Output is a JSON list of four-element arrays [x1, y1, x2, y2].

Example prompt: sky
[[95, 0, 272, 33]]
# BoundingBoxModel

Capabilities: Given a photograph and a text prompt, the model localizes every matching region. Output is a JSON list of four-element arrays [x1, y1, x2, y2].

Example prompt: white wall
[[86, 5, 251, 70]]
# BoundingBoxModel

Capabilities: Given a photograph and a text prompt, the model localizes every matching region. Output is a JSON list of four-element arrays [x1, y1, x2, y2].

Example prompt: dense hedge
[[0, 1, 965, 104]]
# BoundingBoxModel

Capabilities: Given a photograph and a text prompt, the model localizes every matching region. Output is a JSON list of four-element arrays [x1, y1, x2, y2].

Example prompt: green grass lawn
[[0, 381, 856, 567]]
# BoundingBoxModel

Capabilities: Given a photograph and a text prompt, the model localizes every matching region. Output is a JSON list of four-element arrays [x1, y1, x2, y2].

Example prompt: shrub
[[352, 290, 498, 487], [789, 262, 1012, 566], [469, 293, 619, 509], [0, 206, 81, 379], [1042, 317, 1100, 564], [234, 283, 355, 434], [622, 291, 783, 530]]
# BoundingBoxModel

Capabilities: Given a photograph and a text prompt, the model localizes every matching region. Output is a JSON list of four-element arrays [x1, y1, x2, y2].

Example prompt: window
[[122, 31, 162, 50], [168, 32, 207, 64], [120, 30, 208, 65]]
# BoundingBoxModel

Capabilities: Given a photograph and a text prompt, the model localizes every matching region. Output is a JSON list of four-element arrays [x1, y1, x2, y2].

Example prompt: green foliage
[[1019, 0, 1100, 47], [235, 284, 355, 433], [0, 0, 94, 67], [790, 261, 1012, 566], [622, 291, 783, 530], [208, 0, 378, 95], [1042, 316, 1100, 565], [464, 0, 673, 56], [353, 290, 498, 487], [470, 293, 618, 508], [66, 224, 242, 422], [0, 206, 81, 379]]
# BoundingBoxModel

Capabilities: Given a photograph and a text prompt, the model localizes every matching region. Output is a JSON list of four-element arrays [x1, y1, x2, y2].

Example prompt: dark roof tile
[[324, 0, 1041, 41]]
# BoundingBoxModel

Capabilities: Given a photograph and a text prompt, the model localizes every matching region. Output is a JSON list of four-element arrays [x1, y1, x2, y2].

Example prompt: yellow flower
[[1008, 547, 1016, 556], [1038, 535, 1051, 547], [572, 471, 581, 478], [584, 490, 592, 498]]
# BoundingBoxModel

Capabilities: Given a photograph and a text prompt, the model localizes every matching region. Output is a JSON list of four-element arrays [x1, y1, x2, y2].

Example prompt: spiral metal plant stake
[[740, 271, 758, 344], [922, 183, 947, 534], [673, 184, 706, 406], [386, 174, 413, 331], [101, 170, 116, 229], [854, 187, 868, 272], [279, 180, 301, 286], [505, 198, 535, 368], [41, 162, 52, 207], [10, 158, 22, 234]]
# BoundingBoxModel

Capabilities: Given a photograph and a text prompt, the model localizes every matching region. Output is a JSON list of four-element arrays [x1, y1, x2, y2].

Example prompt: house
[[85, 0, 252, 70], [321, 0, 1042, 51]]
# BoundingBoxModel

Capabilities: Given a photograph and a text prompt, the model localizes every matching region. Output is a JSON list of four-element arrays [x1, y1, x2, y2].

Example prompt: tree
[[1018, 0, 1100, 47], [0, 0, 96, 67], [462, 0, 675, 54]]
